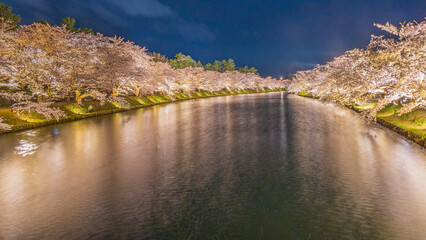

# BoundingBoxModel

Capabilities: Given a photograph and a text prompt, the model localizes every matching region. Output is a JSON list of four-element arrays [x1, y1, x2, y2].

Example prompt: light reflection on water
[[14, 140, 39, 156], [0, 92, 425, 239]]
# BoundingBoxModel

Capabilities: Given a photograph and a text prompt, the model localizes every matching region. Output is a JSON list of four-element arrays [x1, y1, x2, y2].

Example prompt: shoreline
[[295, 93, 426, 148], [0, 89, 284, 135]]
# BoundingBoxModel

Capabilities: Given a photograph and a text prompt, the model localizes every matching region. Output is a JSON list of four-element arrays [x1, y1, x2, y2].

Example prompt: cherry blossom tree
[[0, 14, 286, 128], [0, 117, 11, 130], [289, 17, 426, 120]]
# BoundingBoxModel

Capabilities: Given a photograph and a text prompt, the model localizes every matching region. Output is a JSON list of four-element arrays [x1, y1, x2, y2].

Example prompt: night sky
[[3, 0, 426, 77]]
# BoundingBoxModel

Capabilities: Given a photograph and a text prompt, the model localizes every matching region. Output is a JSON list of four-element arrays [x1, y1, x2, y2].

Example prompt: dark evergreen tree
[[38, 19, 49, 25], [0, 3, 21, 30], [61, 17, 94, 34], [169, 53, 197, 69], [61, 17, 77, 32]]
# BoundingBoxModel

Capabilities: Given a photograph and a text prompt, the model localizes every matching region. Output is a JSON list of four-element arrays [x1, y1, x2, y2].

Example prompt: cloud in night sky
[[152, 19, 215, 42], [6, 0, 215, 43], [93, 0, 215, 42], [87, 0, 215, 42], [97, 0, 215, 42]]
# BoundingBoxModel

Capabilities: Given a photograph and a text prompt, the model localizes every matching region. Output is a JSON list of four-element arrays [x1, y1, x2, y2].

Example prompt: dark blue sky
[[3, 0, 426, 77]]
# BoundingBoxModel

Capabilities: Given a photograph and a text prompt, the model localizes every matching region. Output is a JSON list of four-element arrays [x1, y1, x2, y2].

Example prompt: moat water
[[0, 92, 425, 239]]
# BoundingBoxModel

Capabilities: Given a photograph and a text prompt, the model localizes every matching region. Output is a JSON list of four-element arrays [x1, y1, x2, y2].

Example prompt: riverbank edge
[[0, 89, 285, 135], [295, 93, 426, 148]]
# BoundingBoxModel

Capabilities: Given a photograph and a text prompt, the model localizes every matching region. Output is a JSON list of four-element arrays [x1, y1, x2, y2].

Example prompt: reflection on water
[[0, 93, 425, 239], [13, 130, 41, 156], [14, 140, 39, 156]]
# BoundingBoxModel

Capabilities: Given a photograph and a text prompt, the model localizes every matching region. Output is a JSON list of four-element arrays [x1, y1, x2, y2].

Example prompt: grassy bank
[[0, 89, 284, 135], [297, 93, 426, 147], [374, 106, 426, 147]]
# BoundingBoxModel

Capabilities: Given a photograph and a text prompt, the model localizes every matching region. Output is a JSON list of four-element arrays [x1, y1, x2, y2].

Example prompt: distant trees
[[169, 53, 199, 69], [168, 53, 259, 75], [237, 66, 258, 75], [204, 59, 258, 75], [203, 59, 235, 72]]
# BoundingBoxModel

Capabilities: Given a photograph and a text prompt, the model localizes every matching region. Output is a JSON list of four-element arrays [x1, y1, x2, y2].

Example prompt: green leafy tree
[[237, 66, 259, 75], [38, 19, 49, 25], [167, 54, 260, 75], [248, 67, 258, 74], [169, 53, 197, 69], [0, 3, 21, 30], [81, 27, 94, 35], [238, 66, 250, 73], [204, 63, 213, 71], [222, 60, 228, 71], [61, 17, 94, 34], [61, 17, 76, 32], [203, 59, 258, 74], [212, 60, 224, 72], [225, 59, 236, 71]]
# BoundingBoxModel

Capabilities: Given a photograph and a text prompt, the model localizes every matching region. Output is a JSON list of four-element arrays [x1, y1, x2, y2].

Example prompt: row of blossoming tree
[[0, 15, 286, 130], [288, 18, 426, 120]]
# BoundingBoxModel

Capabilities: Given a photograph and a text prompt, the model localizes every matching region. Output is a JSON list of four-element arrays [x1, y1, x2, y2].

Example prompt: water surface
[[0, 93, 425, 239]]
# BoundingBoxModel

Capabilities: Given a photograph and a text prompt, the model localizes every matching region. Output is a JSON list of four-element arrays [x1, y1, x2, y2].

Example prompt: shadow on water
[[0, 92, 425, 239]]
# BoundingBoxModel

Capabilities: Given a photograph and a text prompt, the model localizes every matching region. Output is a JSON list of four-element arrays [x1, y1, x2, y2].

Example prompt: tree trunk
[[75, 90, 91, 106]]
